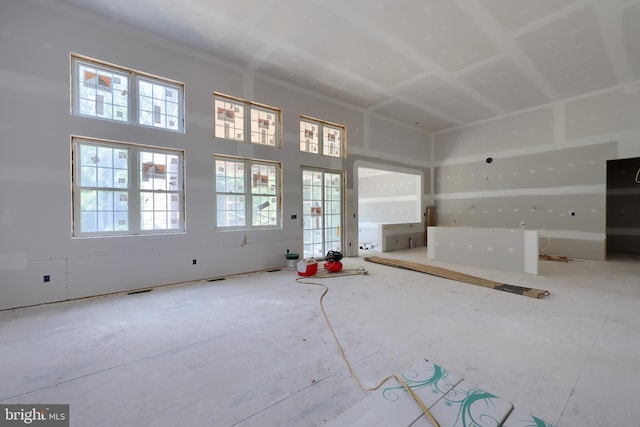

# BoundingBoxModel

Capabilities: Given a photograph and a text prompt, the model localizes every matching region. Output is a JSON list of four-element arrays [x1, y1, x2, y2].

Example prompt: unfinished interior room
[[2, 0, 640, 426]]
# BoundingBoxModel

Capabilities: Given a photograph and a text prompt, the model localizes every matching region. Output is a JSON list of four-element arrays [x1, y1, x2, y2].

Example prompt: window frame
[[299, 115, 346, 158], [71, 53, 185, 133], [214, 155, 282, 231], [213, 92, 282, 148], [71, 136, 186, 238]]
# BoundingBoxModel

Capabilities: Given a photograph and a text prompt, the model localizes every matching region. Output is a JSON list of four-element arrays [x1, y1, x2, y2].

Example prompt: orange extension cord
[[296, 270, 440, 427]]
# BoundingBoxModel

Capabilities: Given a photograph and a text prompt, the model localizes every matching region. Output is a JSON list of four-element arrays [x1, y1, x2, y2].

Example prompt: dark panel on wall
[[607, 157, 640, 253]]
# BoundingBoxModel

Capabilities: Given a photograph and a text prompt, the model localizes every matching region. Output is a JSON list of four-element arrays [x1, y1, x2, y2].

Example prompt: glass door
[[302, 168, 344, 259]]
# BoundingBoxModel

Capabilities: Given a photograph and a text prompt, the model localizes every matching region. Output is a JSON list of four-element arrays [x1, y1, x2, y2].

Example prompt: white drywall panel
[[458, 57, 549, 112], [345, 188, 358, 257], [433, 107, 553, 161], [566, 85, 640, 140], [435, 142, 616, 194], [623, 3, 640, 80], [480, 0, 575, 32], [524, 230, 539, 274], [369, 117, 431, 161], [396, 75, 496, 124], [372, 100, 458, 132], [0, 259, 67, 310], [380, 223, 424, 252], [428, 226, 538, 274], [435, 194, 605, 233], [515, 5, 617, 98]]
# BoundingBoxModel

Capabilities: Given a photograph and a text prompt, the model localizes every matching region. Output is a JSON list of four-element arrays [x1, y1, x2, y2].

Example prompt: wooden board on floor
[[364, 256, 550, 299], [539, 254, 571, 263]]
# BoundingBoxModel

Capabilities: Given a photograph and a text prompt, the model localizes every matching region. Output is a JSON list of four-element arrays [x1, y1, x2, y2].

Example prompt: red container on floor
[[323, 261, 343, 273], [297, 259, 318, 276]]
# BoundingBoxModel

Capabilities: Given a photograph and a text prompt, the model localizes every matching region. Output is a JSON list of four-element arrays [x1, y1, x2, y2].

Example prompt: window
[[138, 77, 182, 131], [214, 93, 281, 147], [73, 59, 129, 123], [300, 116, 345, 158], [72, 54, 184, 132], [72, 137, 185, 237], [215, 156, 281, 229]]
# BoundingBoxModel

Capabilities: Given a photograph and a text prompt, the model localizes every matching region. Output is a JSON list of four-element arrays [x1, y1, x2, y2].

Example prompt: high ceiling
[[57, 0, 640, 133]]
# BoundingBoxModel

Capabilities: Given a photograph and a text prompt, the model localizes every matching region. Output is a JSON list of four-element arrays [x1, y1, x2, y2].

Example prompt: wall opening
[[357, 167, 421, 252]]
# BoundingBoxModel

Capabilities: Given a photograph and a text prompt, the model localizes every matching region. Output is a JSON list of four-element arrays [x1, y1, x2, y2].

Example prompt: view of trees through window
[[73, 139, 184, 236], [215, 156, 280, 229]]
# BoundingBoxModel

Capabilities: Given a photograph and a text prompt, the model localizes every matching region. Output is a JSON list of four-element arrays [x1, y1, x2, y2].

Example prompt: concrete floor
[[1, 247, 639, 427]]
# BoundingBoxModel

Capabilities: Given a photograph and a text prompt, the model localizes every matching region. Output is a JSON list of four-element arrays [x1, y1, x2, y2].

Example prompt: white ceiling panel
[[348, 0, 497, 72], [623, 3, 640, 79], [311, 30, 425, 88], [254, 1, 339, 53], [53, 0, 640, 133], [258, 50, 388, 109], [371, 101, 458, 132], [479, 0, 576, 32], [458, 57, 550, 111], [516, 5, 618, 97], [397, 75, 496, 124]]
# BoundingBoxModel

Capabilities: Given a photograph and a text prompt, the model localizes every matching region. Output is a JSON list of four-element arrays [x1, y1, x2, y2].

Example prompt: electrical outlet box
[[192, 259, 197, 265], [43, 275, 50, 283]]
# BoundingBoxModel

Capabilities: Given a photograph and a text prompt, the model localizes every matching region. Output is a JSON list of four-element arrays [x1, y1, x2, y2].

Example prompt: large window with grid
[[214, 93, 281, 147], [72, 137, 185, 237], [300, 116, 345, 158], [215, 156, 281, 230], [72, 54, 184, 132]]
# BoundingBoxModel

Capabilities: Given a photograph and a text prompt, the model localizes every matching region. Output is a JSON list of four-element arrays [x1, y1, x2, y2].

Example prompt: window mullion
[[318, 123, 324, 157], [245, 160, 252, 226], [131, 72, 139, 127], [129, 148, 140, 234], [245, 104, 251, 145]]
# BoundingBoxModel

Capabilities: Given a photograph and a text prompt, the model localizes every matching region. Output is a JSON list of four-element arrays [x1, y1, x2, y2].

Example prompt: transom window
[[214, 93, 281, 147], [300, 116, 345, 158], [72, 54, 185, 132], [215, 156, 281, 230], [72, 137, 185, 237]]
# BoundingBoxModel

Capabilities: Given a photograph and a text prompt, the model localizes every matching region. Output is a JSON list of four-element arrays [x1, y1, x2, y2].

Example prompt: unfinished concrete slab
[[1, 248, 639, 426]]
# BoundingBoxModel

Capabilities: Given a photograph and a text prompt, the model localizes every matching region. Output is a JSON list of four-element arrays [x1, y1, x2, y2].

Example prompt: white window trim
[[71, 136, 186, 238], [71, 53, 185, 133], [299, 115, 346, 158], [214, 155, 282, 231], [213, 92, 282, 148]]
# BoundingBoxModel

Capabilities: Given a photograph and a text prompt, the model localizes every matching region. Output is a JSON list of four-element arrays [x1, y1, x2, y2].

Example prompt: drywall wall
[[433, 107, 554, 161], [433, 83, 640, 260], [380, 223, 424, 252], [0, 0, 431, 310]]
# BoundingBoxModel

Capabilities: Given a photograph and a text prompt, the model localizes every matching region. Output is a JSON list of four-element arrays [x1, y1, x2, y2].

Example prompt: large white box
[[427, 226, 538, 274]]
